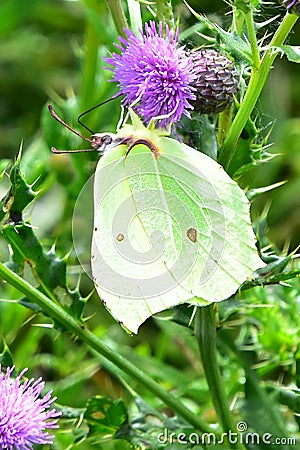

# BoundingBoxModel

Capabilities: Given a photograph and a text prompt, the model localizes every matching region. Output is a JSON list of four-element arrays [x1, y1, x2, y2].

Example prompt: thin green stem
[[156, 0, 175, 30], [80, 20, 100, 114], [232, 7, 245, 35], [127, 0, 142, 35], [218, 12, 298, 169], [244, 9, 260, 69], [0, 261, 212, 434], [105, 0, 128, 37], [195, 305, 245, 450], [217, 106, 234, 147]]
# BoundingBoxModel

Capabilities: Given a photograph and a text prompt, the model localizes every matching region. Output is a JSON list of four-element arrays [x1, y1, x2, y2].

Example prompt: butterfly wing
[[91, 133, 263, 334]]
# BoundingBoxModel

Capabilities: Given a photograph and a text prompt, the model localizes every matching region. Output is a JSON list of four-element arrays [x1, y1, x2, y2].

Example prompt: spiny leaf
[[272, 45, 300, 63], [84, 396, 128, 437], [2, 223, 66, 289], [227, 118, 275, 179], [0, 158, 86, 326], [0, 159, 36, 225], [183, 2, 252, 64], [0, 339, 14, 370], [0, 160, 10, 181], [8, 158, 36, 219], [219, 331, 290, 448], [246, 181, 287, 201], [3, 223, 86, 325]]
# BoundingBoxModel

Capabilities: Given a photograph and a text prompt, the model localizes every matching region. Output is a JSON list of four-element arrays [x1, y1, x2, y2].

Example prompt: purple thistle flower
[[105, 21, 196, 128], [0, 365, 61, 450]]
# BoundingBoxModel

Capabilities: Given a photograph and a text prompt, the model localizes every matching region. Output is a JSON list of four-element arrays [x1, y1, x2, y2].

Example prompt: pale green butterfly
[[49, 105, 263, 334]]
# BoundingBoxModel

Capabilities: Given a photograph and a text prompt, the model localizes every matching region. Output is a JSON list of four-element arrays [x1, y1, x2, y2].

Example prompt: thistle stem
[[127, 0, 142, 35], [232, 7, 245, 35], [156, 0, 175, 30], [217, 106, 234, 147], [244, 9, 260, 69], [80, 20, 100, 118], [0, 261, 212, 434], [105, 0, 128, 37], [218, 12, 298, 169], [195, 305, 245, 450]]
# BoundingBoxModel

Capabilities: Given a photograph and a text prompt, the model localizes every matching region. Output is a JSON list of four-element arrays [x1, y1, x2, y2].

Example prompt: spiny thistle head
[[281, 0, 300, 15], [0, 365, 61, 450], [188, 48, 239, 114], [105, 21, 196, 129]]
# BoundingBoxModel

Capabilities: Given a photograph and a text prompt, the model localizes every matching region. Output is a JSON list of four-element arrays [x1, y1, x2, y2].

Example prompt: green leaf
[[2, 222, 86, 324], [219, 331, 292, 449], [273, 45, 300, 63], [227, 117, 275, 179], [0, 339, 14, 369], [182, 5, 252, 64], [2, 223, 66, 289], [181, 114, 217, 160], [243, 358, 290, 450], [241, 251, 300, 289], [8, 158, 36, 218], [266, 385, 300, 415], [118, 397, 205, 449], [0, 158, 86, 325], [91, 111, 264, 333], [0, 158, 36, 225], [0, 159, 10, 181], [19, 136, 52, 188], [84, 396, 128, 437], [246, 181, 287, 201], [233, 0, 260, 12], [55, 404, 85, 419]]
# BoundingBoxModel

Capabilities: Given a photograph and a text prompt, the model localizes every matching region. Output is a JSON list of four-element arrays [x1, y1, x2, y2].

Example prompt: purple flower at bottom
[[105, 21, 196, 129], [0, 365, 61, 450]]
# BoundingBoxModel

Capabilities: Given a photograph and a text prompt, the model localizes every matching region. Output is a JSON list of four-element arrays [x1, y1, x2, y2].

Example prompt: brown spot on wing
[[116, 233, 125, 242], [187, 227, 197, 243]]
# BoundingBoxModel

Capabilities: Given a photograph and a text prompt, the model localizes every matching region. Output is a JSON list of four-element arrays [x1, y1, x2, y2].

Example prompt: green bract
[[91, 112, 264, 333]]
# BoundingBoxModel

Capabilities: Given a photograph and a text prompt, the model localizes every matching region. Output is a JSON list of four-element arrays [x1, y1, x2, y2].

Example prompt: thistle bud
[[188, 49, 239, 114]]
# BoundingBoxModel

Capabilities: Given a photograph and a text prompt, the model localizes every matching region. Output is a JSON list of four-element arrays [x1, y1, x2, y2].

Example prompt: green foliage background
[[0, 0, 299, 449]]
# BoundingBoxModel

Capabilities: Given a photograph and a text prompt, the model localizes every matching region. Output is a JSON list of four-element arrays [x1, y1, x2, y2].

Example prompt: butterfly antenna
[[48, 105, 91, 142], [77, 93, 123, 133], [51, 147, 98, 154]]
